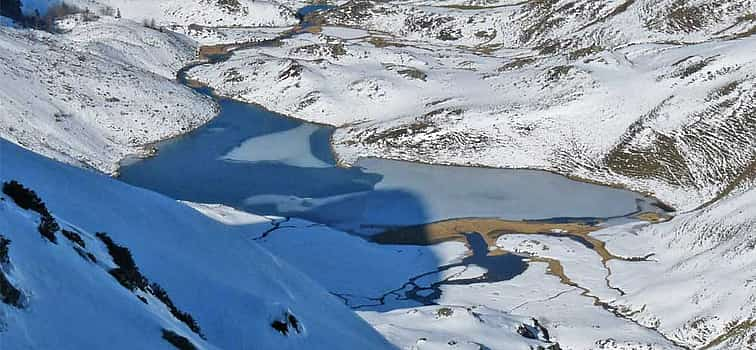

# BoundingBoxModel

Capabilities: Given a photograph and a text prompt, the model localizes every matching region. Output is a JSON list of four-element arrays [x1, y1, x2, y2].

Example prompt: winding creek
[[118, 6, 672, 314]]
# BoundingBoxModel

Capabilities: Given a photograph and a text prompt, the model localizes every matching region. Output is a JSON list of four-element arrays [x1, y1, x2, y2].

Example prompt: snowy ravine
[[601, 187, 756, 349], [491, 185, 756, 349]]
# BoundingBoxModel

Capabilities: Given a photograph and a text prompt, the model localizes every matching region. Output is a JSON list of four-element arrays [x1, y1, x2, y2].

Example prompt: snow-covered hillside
[[71, 0, 298, 27], [319, 0, 754, 48], [0, 0, 318, 175], [487, 183, 756, 349], [601, 186, 756, 349], [187, 0, 756, 210], [0, 138, 394, 349], [0, 15, 215, 174]]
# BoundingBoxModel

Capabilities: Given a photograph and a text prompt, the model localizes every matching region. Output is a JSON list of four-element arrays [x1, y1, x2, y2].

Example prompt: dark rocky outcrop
[[271, 311, 302, 336], [96, 233, 203, 338], [0, 236, 23, 308], [162, 329, 198, 350], [3, 180, 59, 243]]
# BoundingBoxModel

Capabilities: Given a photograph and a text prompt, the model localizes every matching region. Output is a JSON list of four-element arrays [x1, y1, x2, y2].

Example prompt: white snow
[[181, 201, 272, 225], [600, 187, 756, 348], [0, 138, 392, 349], [0, 16, 215, 174], [190, 203, 563, 349], [360, 306, 551, 350], [187, 0, 756, 211], [82, 0, 297, 27], [251, 217, 467, 308], [2, 0, 755, 348]]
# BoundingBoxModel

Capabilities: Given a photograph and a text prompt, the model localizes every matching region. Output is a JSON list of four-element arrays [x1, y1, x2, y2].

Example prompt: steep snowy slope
[[319, 0, 755, 48], [0, 138, 393, 349], [188, 0, 756, 210], [599, 186, 756, 349], [0, 15, 215, 174]]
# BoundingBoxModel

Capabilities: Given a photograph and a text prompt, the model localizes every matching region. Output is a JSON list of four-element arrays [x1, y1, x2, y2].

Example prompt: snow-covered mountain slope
[[0, 0, 315, 175], [2, 0, 755, 348], [0, 138, 393, 349], [0, 15, 215, 174], [187, 0, 756, 210], [68, 0, 298, 27], [319, 0, 755, 49], [597, 186, 756, 349]]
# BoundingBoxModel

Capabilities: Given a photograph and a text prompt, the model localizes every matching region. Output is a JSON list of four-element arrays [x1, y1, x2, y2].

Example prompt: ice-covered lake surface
[[119, 92, 663, 235]]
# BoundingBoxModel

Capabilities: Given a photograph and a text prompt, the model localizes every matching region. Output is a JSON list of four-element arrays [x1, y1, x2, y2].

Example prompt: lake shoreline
[[115, 16, 676, 215]]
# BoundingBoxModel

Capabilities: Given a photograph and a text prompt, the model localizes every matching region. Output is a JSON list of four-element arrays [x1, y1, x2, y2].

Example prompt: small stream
[[402, 233, 527, 305], [332, 232, 527, 309]]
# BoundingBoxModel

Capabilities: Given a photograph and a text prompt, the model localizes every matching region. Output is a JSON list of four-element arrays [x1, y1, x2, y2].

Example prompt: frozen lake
[[118, 93, 663, 235]]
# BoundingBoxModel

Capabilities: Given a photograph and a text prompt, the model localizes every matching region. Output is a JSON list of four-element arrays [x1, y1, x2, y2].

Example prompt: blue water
[[121, 97, 373, 203], [296, 4, 336, 19], [343, 232, 528, 309], [118, 91, 663, 235], [402, 233, 528, 305]]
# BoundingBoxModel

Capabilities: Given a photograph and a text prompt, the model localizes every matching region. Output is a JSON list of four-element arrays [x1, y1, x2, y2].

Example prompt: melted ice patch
[[321, 27, 370, 40]]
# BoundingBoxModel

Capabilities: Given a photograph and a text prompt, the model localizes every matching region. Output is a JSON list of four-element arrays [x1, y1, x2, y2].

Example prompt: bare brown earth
[[372, 218, 597, 245], [198, 44, 231, 60], [372, 215, 663, 263]]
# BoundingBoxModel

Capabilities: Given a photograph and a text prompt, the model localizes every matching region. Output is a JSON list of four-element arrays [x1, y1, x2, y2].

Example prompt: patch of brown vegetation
[[634, 212, 671, 223], [198, 44, 231, 60], [368, 36, 408, 48]]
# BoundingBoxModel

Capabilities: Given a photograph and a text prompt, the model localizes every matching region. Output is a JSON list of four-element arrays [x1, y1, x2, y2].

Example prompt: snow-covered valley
[[186, 0, 756, 211], [1, 0, 756, 349]]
